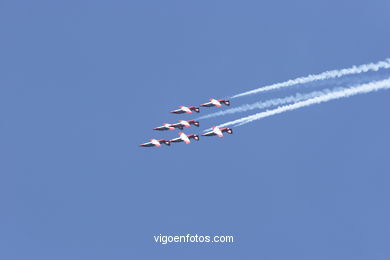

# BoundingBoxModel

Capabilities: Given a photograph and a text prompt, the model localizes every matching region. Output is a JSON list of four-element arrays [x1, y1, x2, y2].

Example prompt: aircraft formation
[[140, 98, 233, 147]]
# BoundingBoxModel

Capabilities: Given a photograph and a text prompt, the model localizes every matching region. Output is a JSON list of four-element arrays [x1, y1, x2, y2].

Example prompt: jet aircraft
[[201, 126, 233, 137], [170, 132, 200, 144], [140, 139, 171, 147], [171, 120, 199, 130], [153, 120, 199, 131], [153, 123, 175, 131], [200, 98, 230, 108], [170, 106, 200, 114]]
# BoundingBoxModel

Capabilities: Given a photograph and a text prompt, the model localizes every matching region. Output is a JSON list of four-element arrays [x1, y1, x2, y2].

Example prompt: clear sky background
[[1, 0, 389, 259]]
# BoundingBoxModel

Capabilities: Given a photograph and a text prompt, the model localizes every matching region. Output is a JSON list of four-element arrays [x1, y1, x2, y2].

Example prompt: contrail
[[198, 88, 340, 120], [231, 59, 390, 98], [217, 78, 390, 128]]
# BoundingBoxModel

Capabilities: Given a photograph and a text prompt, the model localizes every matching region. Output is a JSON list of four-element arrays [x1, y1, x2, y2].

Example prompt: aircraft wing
[[213, 127, 224, 137], [180, 133, 191, 144]]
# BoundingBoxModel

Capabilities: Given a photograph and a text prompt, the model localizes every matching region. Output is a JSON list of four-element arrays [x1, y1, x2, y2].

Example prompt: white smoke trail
[[231, 59, 390, 98], [217, 78, 390, 128], [198, 89, 339, 120]]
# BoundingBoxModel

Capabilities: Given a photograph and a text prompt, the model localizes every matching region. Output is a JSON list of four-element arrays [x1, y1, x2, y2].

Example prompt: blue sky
[[0, 0, 389, 259]]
